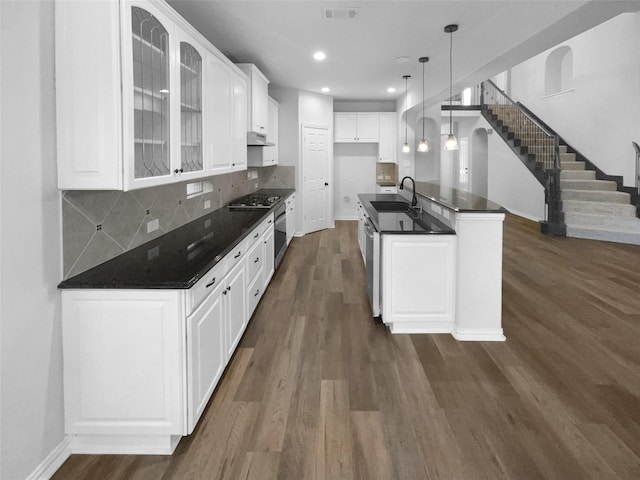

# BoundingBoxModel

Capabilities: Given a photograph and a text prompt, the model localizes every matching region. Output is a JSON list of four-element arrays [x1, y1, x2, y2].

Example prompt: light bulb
[[417, 139, 429, 152], [444, 134, 459, 151], [402, 143, 411, 153]]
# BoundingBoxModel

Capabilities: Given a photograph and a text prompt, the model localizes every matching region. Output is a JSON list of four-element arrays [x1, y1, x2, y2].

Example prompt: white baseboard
[[509, 209, 543, 222], [69, 434, 181, 455], [26, 436, 71, 480], [452, 327, 506, 342]]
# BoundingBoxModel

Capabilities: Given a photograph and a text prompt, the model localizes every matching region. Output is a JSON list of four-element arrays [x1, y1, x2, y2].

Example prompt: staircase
[[481, 80, 640, 245], [560, 145, 640, 245]]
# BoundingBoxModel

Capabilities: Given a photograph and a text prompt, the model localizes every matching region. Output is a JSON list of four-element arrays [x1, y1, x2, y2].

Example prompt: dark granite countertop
[[413, 181, 508, 213], [58, 189, 295, 290], [358, 194, 456, 234]]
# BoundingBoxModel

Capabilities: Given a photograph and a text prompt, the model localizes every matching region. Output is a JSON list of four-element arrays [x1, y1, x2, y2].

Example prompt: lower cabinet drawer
[[246, 239, 263, 283], [188, 259, 228, 314], [247, 271, 263, 317]]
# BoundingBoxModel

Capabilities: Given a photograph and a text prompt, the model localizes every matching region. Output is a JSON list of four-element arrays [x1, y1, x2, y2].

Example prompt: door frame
[[300, 123, 334, 235]]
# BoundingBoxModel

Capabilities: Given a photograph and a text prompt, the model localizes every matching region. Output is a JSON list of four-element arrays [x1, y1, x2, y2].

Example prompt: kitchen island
[[358, 181, 507, 341]]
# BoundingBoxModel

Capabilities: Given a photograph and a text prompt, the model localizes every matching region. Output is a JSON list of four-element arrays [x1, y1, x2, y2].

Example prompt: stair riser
[[560, 171, 595, 180], [561, 161, 586, 171], [563, 200, 637, 216], [561, 180, 617, 191], [562, 190, 630, 203], [566, 226, 640, 245], [565, 213, 640, 230], [560, 153, 576, 162]]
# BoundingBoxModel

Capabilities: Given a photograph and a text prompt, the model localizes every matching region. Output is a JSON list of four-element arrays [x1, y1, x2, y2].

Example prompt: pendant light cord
[[422, 61, 425, 139], [449, 28, 453, 134], [404, 75, 409, 144]]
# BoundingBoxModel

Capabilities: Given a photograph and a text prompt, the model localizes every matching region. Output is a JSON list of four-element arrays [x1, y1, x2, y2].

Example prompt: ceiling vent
[[321, 7, 359, 20]]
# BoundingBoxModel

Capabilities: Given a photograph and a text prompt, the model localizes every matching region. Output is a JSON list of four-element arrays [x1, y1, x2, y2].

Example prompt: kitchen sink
[[369, 201, 412, 212]]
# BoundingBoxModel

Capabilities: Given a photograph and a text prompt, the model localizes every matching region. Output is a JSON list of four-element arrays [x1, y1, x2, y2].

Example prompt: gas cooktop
[[228, 193, 281, 209]]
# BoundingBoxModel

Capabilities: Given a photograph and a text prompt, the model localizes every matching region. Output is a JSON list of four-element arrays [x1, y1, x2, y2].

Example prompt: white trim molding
[[25, 437, 71, 480]]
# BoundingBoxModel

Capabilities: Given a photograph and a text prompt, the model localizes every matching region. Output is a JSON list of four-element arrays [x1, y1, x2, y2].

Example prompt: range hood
[[247, 131, 274, 147]]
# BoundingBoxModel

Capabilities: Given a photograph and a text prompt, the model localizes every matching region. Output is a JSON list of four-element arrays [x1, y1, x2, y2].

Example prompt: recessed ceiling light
[[395, 56, 410, 63], [321, 87, 330, 93], [313, 51, 327, 61], [387, 87, 396, 93]]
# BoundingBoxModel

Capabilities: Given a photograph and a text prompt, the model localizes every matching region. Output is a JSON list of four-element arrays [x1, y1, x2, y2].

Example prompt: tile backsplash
[[62, 165, 295, 278]]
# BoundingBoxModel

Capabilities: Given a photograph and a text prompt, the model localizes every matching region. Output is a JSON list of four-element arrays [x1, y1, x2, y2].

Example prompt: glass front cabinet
[[56, 0, 247, 191]]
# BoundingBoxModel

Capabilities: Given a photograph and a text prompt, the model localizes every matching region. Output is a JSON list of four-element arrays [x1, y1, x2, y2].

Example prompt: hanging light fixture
[[402, 75, 411, 153], [444, 24, 459, 151], [417, 57, 429, 153]]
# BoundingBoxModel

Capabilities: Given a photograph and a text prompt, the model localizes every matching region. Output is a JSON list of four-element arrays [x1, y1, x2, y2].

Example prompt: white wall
[[334, 144, 377, 220], [1, 1, 66, 479], [510, 12, 640, 186], [270, 89, 333, 234]]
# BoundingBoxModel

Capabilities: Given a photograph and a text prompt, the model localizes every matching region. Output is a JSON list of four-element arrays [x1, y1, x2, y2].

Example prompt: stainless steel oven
[[274, 202, 287, 269], [364, 218, 380, 317]]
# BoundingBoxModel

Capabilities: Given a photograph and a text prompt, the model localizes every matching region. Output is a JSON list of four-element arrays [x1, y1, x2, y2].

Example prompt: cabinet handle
[[174, 168, 183, 174], [234, 252, 241, 259], [205, 277, 216, 288], [254, 257, 259, 263], [222, 290, 228, 296], [227, 286, 231, 291], [254, 289, 260, 297], [268, 219, 273, 224], [254, 232, 259, 239]]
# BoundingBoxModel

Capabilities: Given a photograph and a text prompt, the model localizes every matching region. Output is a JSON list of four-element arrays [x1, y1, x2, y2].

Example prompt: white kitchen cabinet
[[237, 64, 269, 135], [62, 289, 186, 454], [286, 194, 296, 244], [225, 260, 247, 358], [378, 113, 396, 162], [334, 113, 379, 143], [357, 200, 367, 261], [248, 97, 279, 167], [231, 69, 248, 171], [206, 53, 232, 174], [186, 279, 225, 434], [263, 224, 275, 287], [55, 0, 246, 190], [381, 234, 456, 333]]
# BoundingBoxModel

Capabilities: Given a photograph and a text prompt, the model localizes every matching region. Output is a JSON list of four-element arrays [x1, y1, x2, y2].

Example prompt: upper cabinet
[[248, 96, 279, 167], [56, 0, 247, 191], [378, 113, 396, 163], [334, 112, 397, 162], [237, 64, 270, 136], [334, 113, 380, 143]]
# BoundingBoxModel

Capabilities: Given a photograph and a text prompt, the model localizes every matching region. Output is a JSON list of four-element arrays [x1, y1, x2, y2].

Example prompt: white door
[[457, 137, 469, 191], [302, 126, 331, 234]]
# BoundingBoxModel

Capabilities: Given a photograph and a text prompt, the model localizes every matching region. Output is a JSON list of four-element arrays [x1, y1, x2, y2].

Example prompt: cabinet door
[[123, 3, 177, 190], [381, 235, 455, 329], [251, 69, 269, 135], [334, 113, 357, 142], [231, 71, 248, 171], [206, 53, 233, 174], [55, 0, 123, 189], [178, 37, 204, 178], [263, 98, 279, 165], [356, 114, 380, 142], [378, 113, 396, 162], [187, 282, 225, 434], [263, 226, 275, 287], [286, 200, 296, 245], [225, 261, 247, 357]]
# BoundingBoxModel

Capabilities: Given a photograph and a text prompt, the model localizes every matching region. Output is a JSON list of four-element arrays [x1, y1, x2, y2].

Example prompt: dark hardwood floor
[[53, 215, 640, 479]]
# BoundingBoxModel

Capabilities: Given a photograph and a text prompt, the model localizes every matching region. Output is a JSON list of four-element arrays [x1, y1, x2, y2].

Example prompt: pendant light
[[417, 57, 429, 153], [444, 24, 459, 151], [402, 75, 411, 153]]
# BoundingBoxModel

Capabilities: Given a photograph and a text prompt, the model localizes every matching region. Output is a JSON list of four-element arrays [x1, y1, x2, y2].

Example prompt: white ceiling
[[168, 0, 640, 105]]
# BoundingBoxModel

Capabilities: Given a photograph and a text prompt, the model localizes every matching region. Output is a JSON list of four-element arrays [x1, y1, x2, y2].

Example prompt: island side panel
[[452, 212, 506, 341]]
